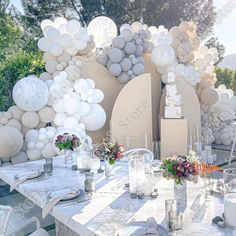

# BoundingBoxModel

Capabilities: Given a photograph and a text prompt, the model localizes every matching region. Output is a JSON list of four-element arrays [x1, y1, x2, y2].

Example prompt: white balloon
[[49, 43, 63, 56], [66, 20, 81, 34], [13, 76, 49, 112], [79, 102, 91, 116], [46, 28, 60, 41], [92, 89, 104, 103], [27, 142, 35, 149], [36, 142, 44, 150], [87, 16, 117, 48], [27, 149, 41, 160], [63, 117, 78, 129], [63, 94, 81, 115], [37, 37, 51, 52], [25, 129, 39, 143], [41, 143, 56, 158], [81, 104, 106, 131], [74, 79, 90, 93], [54, 112, 67, 126], [54, 17, 67, 28], [74, 40, 87, 50], [60, 34, 73, 48], [41, 19, 53, 30]]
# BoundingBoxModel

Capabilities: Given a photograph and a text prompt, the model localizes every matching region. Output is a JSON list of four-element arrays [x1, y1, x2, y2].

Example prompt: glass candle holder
[[223, 168, 236, 229], [129, 154, 145, 195], [44, 163, 53, 175], [84, 172, 95, 193]]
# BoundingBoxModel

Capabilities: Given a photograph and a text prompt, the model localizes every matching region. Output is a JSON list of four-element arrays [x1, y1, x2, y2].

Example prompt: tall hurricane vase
[[64, 150, 73, 168], [104, 160, 115, 178], [174, 181, 187, 213]]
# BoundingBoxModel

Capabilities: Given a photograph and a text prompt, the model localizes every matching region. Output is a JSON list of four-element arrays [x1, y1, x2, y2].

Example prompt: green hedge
[[0, 50, 45, 111], [215, 67, 236, 93]]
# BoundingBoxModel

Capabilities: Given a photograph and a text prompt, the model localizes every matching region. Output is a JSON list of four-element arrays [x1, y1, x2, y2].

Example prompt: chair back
[[0, 205, 12, 236]]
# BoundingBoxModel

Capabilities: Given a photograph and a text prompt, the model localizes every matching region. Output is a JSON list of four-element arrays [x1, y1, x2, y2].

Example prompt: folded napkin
[[138, 217, 160, 236], [42, 187, 80, 218], [10, 169, 41, 192]]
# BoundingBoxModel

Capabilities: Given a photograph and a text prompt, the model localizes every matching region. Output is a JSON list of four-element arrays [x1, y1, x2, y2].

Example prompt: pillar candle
[[224, 193, 236, 228]]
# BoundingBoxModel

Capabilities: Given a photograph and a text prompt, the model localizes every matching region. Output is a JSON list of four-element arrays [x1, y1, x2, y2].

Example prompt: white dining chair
[[0, 205, 50, 236], [229, 121, 236, 165]]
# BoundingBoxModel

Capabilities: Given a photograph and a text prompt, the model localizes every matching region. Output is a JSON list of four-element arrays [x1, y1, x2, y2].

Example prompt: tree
[[0, 0, 9, 15], [0, 1, 22, 61], [0, 50, 45, 110], [19, 0, 216, 39], [0, 0, 44, 110], [205, 37, 225, 65], [215, 67, 236, 93]]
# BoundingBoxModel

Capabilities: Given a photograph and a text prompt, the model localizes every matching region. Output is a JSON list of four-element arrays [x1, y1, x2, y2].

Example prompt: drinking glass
[[223, 168, 236, 229]]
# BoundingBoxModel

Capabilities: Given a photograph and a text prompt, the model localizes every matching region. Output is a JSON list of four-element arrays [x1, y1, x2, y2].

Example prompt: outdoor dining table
[[0, 156, 235, 236]]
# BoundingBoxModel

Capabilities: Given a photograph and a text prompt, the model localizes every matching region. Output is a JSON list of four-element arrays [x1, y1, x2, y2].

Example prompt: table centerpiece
[[54, 133, 81, 167], [94, 139, 125, 178], [161, 151, 200, 211]]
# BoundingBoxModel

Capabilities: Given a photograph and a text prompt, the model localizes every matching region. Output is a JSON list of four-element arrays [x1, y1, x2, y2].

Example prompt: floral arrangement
[[161, 151, 200, 185], [94, 139, 125, 165], [54, 133, 81, 151]]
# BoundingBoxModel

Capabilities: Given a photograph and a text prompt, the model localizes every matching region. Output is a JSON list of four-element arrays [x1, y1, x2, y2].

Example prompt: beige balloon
[[8, 105, 24, 121], [38, 107, 55, 123], [7, 119, 22, 131], [21, 112, 40, 128], [0, 126, 23, 160], [200, 87, 219, 106]]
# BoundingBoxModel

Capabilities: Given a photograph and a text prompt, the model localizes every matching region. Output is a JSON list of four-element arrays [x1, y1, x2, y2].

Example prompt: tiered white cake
[[164, 72, 182, 118]]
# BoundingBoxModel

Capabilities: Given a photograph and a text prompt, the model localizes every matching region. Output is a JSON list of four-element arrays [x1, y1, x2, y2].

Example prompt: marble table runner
[[0, 157, 235, 236]]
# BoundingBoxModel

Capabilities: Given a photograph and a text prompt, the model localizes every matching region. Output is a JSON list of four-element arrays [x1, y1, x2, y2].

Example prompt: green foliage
[[205, 37, 225, 65], [0, 50, 45, 111], [20, 0, 216, 39], [0, 14, 21, 61], [215, 67, 236, 93]]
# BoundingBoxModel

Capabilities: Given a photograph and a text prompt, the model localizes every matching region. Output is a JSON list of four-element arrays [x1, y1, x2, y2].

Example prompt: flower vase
[[104, 160, 115, 178], [64, 150, 73, 168], [174, 181, 187, 212]]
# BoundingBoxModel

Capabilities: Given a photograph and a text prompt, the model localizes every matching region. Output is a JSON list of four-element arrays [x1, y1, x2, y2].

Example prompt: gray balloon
[[97, 53, 108, 66], [112, 36, 125, 49], [109, 63, 122, 76], [117, 72, 130, 84], [132, 63, 144, 75], [135, 45, 144, 56], [129, 54, 135, 60], [131, 75, 136, 79], [103, 46, 112, 53], [137, 57, 145, 64], [124, 42, 136, 55], [143, 41, 154, 53], [128, 70, 133, 76], [108, 48, 123, 63], [132, 58, 138, 64], [107, 59, 112, 68], [135, 38, 142, 45], [120, 58, 132, 71], [121, 28, 134, 42]]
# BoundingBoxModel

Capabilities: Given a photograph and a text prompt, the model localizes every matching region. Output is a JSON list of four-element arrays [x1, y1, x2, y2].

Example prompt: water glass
[[223, 168, 236, 229]]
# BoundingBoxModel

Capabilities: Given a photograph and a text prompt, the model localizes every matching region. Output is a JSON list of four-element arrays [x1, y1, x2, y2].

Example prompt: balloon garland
[[0, 16, 235, 166]]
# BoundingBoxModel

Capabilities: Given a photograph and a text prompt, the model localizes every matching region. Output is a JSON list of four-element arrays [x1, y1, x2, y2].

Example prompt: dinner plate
[[49, 188, 81, 201], [117, 221, 169, 236], [14, 170, 43, 180]]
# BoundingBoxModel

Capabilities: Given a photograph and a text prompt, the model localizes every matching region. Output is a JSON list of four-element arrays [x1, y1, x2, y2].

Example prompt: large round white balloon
[[81, 104, 106, 131], [13, 76, 49, 112], [0, 126, 23, 160], [87, 16, 117, 48]]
